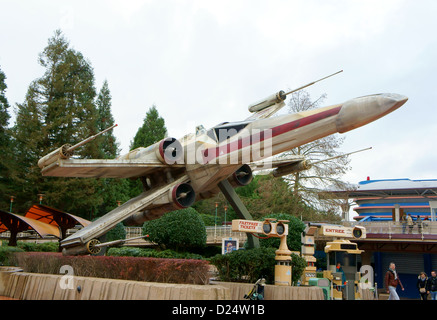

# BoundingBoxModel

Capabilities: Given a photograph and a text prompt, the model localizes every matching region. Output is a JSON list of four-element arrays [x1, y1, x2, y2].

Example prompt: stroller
[[244, 278, 266, 300]]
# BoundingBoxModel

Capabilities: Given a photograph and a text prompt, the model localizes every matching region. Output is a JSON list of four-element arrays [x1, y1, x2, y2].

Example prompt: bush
[[12, 252, 210, 285], [0, 246, 25, 266], [143, 207, 206, 252], [107, 247, 204, 260], [104, 222, 126, 242], [17, 241, 59, 252], [210, 248, 307, 285], [290, 253, 307, 285], [210, 247, 277, 284]]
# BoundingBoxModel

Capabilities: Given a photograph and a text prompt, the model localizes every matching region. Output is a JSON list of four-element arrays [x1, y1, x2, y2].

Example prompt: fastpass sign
[[232, 219, 264, 233]]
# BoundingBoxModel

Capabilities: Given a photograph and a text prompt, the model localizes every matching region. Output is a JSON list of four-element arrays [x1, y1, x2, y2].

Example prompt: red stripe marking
[[203, 106, 342, 163]]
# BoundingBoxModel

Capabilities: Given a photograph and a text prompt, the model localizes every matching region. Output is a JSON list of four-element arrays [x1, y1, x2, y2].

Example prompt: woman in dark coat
[[417, 272, 429, 300]]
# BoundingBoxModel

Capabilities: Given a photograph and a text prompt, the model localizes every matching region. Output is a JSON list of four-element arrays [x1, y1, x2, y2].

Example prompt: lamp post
[[224, 204, 228, 235], [214, 202, 219, 241], [37, 194, 44, 204], [9, 196, 15, 212]]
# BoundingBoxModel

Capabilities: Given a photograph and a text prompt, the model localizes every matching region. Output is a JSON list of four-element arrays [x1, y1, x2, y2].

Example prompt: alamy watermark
[[59, 265, 75, 290], [162, 127, 274, 168]]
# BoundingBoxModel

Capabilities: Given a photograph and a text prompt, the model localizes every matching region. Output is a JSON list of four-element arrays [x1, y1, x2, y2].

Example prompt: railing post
[[388, 222, 392, 239]]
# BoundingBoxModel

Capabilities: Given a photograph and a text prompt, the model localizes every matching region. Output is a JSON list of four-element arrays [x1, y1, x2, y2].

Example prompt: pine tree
[[38, 30, 100, 158], [130, 105, 167, 150], [94, 80, 131, 215], [12, 82, 46, 212], [13, 30, 103, 218], [126, 105, 168, 198], [0, 66, 14, 210], [96, 79, 119, 158]]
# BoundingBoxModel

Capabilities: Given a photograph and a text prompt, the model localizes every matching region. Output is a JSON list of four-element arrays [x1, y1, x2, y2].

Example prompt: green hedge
[[107, 247, 204, 260], [0, 246, 25, 266], [17, 241, 59, 252], [210, 247, 277, 283], [210, 248, 307, 285], [13, 252, 210, 285]]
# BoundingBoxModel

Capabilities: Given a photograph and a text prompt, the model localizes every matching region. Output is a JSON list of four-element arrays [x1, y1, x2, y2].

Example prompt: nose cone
[[336, 93, 408, 133]]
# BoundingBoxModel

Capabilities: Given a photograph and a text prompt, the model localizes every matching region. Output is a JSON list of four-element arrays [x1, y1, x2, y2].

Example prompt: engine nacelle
[[170, 182, 196, 209], [118, 137, 183, 165], [230, 164, 253, 187], [124, 183, 196, 226]]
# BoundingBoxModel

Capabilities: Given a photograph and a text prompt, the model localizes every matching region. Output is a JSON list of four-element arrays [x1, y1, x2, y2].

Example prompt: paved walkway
[[0, 295, 18, 300]]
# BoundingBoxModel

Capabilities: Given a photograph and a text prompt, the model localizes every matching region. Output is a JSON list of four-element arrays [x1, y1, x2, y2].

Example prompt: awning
[[24, 204, 90, 228], [0, 210, 61, 239]]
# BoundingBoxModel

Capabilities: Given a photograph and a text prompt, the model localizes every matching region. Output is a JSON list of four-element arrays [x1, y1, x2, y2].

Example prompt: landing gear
[[86, 239, 101, 255]]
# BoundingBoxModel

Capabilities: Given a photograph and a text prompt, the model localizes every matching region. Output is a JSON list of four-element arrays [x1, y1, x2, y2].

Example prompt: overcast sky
[[1, 0, 437, 186]]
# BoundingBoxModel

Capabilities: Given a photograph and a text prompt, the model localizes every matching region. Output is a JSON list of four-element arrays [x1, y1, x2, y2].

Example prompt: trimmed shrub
[[210, 248, 307, 285], [104, 222, 126, 242], [290, 253, 307, 285], [17, 241, 59, 252], [107, 247, 204, 260], [0, 246, 24, 266], [210, 247, 277, 283], [142, 207, 206, 252], [12, 252, 210, 285]]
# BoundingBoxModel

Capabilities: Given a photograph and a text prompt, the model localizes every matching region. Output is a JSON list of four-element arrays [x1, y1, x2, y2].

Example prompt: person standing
[[416, 216, 423, 234], [336, 262, 347, 285], [407, 214, 414, 234], [385, 262, 405, 300], [401, 214, 407, 234], [429, 271, 437, 300], [417, 272, 429, 300]]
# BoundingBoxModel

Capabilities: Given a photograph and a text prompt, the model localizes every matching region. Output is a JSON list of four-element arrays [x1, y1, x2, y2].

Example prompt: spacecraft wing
[[41, 158, 185, 179]]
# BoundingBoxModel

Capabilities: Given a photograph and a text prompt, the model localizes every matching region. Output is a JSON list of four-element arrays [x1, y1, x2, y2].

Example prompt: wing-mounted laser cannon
[[272, 160, 312, 177], [85, 234, 151, 255], [247, 70, 343, 117], [38, 124, 118, 169], [271, 147, 372, 177]]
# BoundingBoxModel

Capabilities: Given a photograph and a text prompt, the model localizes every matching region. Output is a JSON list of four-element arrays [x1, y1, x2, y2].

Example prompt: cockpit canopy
[[207, 120, 253, 143]]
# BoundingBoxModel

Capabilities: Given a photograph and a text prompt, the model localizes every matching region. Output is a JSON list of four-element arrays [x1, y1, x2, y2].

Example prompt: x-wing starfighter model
[[38, 71, 408, 255]]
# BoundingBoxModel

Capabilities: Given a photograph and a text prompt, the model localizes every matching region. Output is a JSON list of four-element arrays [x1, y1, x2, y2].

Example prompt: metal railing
[[345, 220, 437, 239], [124, 226, 247, 245], [205, 226, 247, 243]]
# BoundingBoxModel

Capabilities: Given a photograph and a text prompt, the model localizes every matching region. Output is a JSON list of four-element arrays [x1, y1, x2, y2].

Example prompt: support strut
[[218, 180, 260, 249]]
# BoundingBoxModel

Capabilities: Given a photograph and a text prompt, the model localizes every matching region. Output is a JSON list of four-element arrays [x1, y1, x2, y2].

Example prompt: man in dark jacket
[[429, 271, 437, 300], [385, 262, 404, 300]]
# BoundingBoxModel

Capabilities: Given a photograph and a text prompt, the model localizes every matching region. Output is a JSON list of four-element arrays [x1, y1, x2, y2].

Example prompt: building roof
[[0, 210, 61, 238], [24, 204, 90, 229], [329, 179, 437, 198]]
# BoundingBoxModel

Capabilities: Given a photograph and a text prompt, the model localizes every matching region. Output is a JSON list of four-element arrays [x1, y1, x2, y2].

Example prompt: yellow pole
[[274, 235, 292, 286]]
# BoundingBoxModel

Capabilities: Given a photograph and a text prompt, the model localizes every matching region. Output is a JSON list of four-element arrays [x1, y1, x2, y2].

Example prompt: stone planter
[[0, 267, 230, 300]]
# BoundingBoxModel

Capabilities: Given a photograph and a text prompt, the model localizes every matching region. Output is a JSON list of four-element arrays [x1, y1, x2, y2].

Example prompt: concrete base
[[0, 267, 326, 300], [211, 281, 324, 300], [0, 269, 229, 300]]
